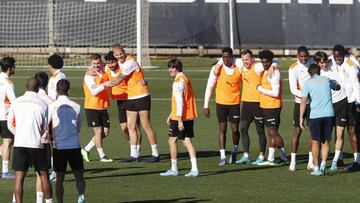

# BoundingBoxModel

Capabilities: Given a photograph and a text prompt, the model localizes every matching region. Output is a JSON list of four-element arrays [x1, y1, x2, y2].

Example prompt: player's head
[[314, 51, 328, 70], [34, 72, 49, 90], [90, 54, 102, 70], [48, 54, 63, 70], [0, 56, 16, 76], [104, 51, 119, 71], [332, 44, 346, 65], [258, 50, 274, 70], [241, 49, 254, 68], [222, 47, 233, 67], [297, 46, 309, 65], [113, 44, 126, 63], [168, 58, 183, 77], [308, 64, 320, 77], [56, 79, 70, 96], [26, 77, 40, 92]]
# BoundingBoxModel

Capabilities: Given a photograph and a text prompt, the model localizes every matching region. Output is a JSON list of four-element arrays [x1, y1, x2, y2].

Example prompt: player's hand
[[299, 118, 305, 129], [138, 79, 148, 86], [103, 81, 113, 88], [204, 108, 210, 118], [86, 67, 97, 76], [178, 120, 184, 131]]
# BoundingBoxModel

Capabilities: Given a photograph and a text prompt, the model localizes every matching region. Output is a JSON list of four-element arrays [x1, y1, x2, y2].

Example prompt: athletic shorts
[[333, 98, 348, 127], [126, 95, 151, 111], [293, 103, 310, 127], [216, 103, 240, 123], [85, 109, 110, 128], [43, 143, 52, 169], [169, 120, 194, 140], [355, 104, 360, 136], [12, 147, 49, 172], [347, 102, 356, 126], [53, 148, 84, 172], [0, 120, 14, 139], [309, 117, 334, 142], [240, 102, 263, 123], [117, 100, 127, 124], [263, 108, 281, 127]]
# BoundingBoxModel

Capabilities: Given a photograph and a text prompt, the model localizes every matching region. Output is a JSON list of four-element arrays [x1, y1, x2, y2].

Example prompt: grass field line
[[69, 97, 294, 102]]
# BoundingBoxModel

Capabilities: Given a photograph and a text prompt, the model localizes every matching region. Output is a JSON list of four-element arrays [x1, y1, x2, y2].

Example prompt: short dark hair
[[308, 64, 320, 76], [48, 54, 63, 69], [297, 46, 309, 54], [258, 50, 274, 61], [167, 58, 183, 72], [333, 44, 346, 56], [91, 54, 101, 61], [0, 57, 15, 72], [222, 47, 233, 56], [241, 49, 253, 57], [26, 77, 40, 92], [313, 51, 328, 63], [104, 51, 117, 62], [56, 79, 70, 95], [34, 72, 49, 89]]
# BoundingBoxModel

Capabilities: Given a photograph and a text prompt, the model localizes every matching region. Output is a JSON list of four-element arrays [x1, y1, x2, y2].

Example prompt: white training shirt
[[257, 68, 281, 98], [84, 67, 106, 96], [0, 72, 16, 121], [38, 88, 54, 105], [288, 59, 311, 103], [173, 72, 186, 116], [121, 60, 140, 76], [48, 70, 67, 100], [48, 95, 81, 150], [320, 61, 347, 104], [330, 57, 360, 104], [8, 91, 48, 149]]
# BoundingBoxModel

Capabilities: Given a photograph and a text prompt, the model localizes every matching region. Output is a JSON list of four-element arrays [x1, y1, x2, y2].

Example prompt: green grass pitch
[[0, 57, 358, 202]]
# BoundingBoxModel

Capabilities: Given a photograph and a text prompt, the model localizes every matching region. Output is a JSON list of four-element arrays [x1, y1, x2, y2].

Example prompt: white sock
[[45, 198, 53, 203], [2, 160, 9, 173], [171, 159, 177, 171], [258, 154, 265, 161], [353, 153, 357, 162], [313, 166, 319, 171], [339, 151, 344, 160], [51, 156, 54, 168], [279, 147, 287, 161], [12, 193, 15, 202], [191, 157, 198, 171], [136, 145, 141, 156], [130, 145, 137, 158], [84, 141, 95, 152], [308, 151, 313, 165], [243, 153, 249, 158], [79, 194, 85, 201], [220, 149, 226, 159], [268, 148, 275, 162], [290, 153, 296, 164], [151, 144, 159, 157], [232, 145, 238, 153], [36, 192, 44, 203], [333, 150, 341, 162], [96, 148, 105, 158], [320, 160, 326, 168]]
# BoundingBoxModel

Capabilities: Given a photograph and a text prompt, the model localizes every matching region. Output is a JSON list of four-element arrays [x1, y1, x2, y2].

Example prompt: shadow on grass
[[157, 150, 221, 162], [120, 197, 211, 203]]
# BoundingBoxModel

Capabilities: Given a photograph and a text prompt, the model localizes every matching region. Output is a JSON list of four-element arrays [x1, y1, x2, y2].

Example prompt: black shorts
[[293, 103, 310, 127], [43, 143, 52, 169], [53, 148, 84, 172], [0, 120, 14, 139], [333, 98, 348, 127], [355, 104, 360, 136], [240, 102, 263, 123], [216, 103, 240, 123], [309, 117, 334, 142], [263, 108, 281, 127], [85, 109, 110, 128], [12, 147, 49, 172], [347, 102, 356, 126], [169, 120, 194, 140], [126, 95, 151, 111], [117, 100, 127, 123]]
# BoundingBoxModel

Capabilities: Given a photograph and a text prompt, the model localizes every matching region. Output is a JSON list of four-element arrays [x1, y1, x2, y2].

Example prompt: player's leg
[[182, 138, 199, 177], [55, 172, 65, 203], [68, 148, 86, 202], [12, 147, 29, 203], [135, 119, 142, 157], [1, 121, 14, 178], [14, 171, 27, 203], [237, 102, 252, 164], [253, 102, 266, 163], [309, 119, 322, 176], [160, 120, 178, 176], [139, 110, 160, 162], [215, 104, 228, 165], [229, 104, 240, 164], [124, 110, 140, 161]]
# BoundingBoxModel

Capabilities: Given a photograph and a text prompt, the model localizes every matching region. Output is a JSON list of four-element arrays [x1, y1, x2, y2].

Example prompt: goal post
[[0, 0, 154, 69]]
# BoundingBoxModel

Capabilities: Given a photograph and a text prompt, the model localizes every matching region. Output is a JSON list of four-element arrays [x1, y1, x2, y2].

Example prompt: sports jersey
[[320, 60, 347, 104], [105, 64, 128, 100], [330, 57, 360, 104], [7, 91, 48, 149], [204, 63, 241, 108], [0, 72, 16, 121], [258, 68, 282, 109], [241, 62, 264, 102], [38, 88, 54, 105], [83, 67, 110, 110], [48, 95, 81, 149], [48, 70, 66, 100], [288, 60, 312, 103], [171, 72, 197, 121]]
